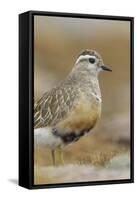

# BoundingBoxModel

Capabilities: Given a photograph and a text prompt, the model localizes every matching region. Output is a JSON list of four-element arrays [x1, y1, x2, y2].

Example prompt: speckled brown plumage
[[34, 76, 79, 129], [34, 49, 111, 153]]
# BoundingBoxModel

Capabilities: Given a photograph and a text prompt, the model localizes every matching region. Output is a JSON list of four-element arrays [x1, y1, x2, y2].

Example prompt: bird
[[34, 49, 112, 165]]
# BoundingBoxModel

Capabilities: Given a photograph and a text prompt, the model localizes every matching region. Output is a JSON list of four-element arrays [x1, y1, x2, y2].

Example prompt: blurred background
[[34, 15, 131, 185]]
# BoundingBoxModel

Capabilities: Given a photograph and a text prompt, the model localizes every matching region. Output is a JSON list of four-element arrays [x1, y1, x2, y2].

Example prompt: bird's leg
[[58, 147, 64, 165], [51, 149, 56, 166]]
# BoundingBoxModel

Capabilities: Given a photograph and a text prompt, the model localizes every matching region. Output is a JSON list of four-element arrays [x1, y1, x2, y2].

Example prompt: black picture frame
[[19, 10, 134, 189]]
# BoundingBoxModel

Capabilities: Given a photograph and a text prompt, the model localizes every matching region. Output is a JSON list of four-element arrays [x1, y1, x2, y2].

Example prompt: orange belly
[[56, 95, 101, 136]]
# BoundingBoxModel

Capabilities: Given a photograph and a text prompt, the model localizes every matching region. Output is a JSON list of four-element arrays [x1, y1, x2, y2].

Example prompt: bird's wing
[[34, 85, 78, 129]]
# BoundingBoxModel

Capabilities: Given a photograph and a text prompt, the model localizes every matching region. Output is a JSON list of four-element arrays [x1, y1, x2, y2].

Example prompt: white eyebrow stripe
[[76, 55, 96, 64]]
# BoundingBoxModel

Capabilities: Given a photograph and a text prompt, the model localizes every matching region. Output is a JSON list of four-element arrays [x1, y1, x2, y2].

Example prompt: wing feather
[[34, 85, 78, 129]]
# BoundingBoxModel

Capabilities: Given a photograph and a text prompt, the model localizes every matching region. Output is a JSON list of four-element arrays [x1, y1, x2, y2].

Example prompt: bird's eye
[[89, 58, 96, 64]]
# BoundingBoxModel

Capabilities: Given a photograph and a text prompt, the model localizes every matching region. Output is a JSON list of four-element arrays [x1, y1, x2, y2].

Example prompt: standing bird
[[34, 49, 112, 165]]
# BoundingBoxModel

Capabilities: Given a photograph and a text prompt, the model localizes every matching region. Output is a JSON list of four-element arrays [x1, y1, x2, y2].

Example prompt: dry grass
[[34, 132, 130, 185], [34, 132, 129, 167], [34, 154, 130, 185]]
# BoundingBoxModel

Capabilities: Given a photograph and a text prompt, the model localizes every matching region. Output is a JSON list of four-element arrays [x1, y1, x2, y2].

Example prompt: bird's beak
[[101, 65, 112, 72]]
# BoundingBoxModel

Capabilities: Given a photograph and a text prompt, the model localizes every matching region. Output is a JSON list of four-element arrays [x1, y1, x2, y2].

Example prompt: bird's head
[[75, 49, 112, 74]]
